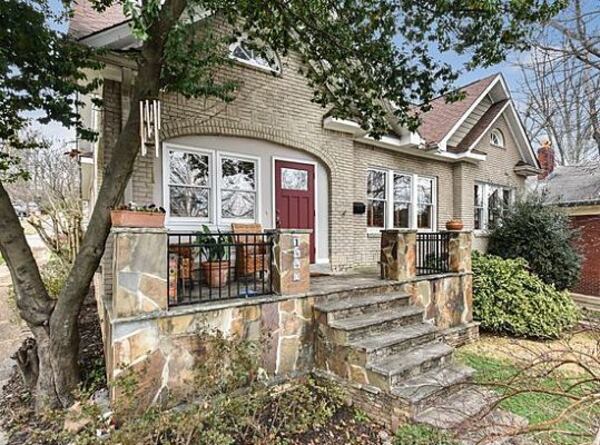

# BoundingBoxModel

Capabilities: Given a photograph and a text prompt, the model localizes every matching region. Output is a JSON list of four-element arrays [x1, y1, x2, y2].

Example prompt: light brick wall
[[94, 35, 527, 270]]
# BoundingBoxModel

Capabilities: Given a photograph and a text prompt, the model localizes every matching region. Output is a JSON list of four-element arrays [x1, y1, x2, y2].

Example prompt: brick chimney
[[537, 140, 555, 180]]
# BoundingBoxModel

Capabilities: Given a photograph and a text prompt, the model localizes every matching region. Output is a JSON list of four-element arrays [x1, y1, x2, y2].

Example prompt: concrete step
[[391, 364, 475, 410], [314, 292, 410, 323], [349, 323, 440, 365], [368, 342, 454, 388], [328, 306, 424, 343]]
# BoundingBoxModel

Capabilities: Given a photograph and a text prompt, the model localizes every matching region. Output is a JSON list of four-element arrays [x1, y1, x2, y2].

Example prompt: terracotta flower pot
[[445, 219, 464, 231], [200, 261, 231, 288], [110, 210, 165, 228]]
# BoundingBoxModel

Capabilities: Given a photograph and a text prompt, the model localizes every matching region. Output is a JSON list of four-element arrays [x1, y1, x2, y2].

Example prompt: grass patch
[[457, 348, 598, 445], [394, 424, 458, 445]]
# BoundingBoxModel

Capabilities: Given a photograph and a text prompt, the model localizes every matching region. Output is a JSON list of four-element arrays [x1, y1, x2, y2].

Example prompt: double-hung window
[[167, 149, 211, 219], [367, 169, 386, 228], [474, 182, 513, 230], [367, 168, 436, 231], [165, 146, 259, 226], [219, 156, 257, 221]]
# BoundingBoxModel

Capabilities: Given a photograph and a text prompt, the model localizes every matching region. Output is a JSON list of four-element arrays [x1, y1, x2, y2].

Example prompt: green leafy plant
[[487, 194, 581, 290], [395, 424, 458, 445], [196, 225, 233, 262], [473, 252, 580, 338]]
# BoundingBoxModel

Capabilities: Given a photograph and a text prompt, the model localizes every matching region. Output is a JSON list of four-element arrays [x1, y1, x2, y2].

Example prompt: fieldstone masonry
[[100, 226, 477, 422], [270, 229, 311, 295], [380, 230, 417, 280]]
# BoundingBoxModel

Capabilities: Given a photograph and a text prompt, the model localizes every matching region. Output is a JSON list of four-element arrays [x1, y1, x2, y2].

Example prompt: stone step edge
[[328, 306, 424, 332], [314, 292, 410, 314], [367, 342, 454, 377], [349, 323, 440, 353], [390, 364, 476, 405]]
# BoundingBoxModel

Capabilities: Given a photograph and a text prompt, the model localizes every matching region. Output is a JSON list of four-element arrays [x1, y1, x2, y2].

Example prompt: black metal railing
[[416, 232, 451, 276], [167, 232, 274, 307]]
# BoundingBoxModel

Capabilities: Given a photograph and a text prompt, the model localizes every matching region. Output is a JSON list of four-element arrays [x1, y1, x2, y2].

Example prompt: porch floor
[[309, 268, 393, 295]]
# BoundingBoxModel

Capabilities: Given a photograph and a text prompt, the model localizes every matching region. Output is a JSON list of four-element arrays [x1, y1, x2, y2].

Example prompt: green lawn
[[457, 341, 599, 445]]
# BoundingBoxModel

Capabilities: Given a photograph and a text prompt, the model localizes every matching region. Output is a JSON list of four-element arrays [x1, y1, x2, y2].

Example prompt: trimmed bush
[[473, 252, 580, 339], [487, 194, 581, 290]]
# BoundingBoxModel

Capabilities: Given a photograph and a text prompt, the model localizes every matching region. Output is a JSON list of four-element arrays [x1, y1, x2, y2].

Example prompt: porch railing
[[416, 232, 451, 276], [167, 232, 274, 307]]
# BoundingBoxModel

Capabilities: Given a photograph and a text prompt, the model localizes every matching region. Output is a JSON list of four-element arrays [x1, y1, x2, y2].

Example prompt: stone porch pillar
[[270, 229, 311, 295], [446, 230, 472, 273], [112, 227, 168, 318], [380, 229, 417, 281]]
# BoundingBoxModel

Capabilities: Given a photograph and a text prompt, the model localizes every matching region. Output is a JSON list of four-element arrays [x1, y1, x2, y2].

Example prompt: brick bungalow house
[[538, 145, 600, 301], [70, 4, 542, 429]]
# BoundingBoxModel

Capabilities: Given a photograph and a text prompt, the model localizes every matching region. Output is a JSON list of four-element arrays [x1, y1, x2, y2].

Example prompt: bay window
[[165, 145, 259, 225], [474, 182, 513, 230], [367, 168, 436, 231]]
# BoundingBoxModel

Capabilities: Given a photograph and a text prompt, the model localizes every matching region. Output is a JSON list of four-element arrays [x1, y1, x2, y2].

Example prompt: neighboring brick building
[[72, 11, 541, 273], [539, 158, 600, 298]]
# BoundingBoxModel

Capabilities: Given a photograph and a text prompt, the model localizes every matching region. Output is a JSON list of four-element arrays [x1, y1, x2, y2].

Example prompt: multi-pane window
[[367, 169, 386, 228], [474, 184, 484, 230], [474, 182, 513, 230], [490, 129, 504, 147], [417, 177, 434, 229], [367, 168, 436, 231], [229, 39, 281, 73], [220, 156, 257, 220], [165, 147, 260, 224], [167, 149, 211, 218], [393, 173, 411, 228]]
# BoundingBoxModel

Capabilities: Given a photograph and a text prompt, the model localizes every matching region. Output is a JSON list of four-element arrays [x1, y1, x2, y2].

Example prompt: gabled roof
[[454, 99, 509, 152], [68, 0, 126, 39], [415, 74, 497, 147]]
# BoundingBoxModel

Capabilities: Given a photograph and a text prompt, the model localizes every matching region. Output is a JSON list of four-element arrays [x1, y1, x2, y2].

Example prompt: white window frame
[[367, 168, 437, 233], [228, 38, 281, 74], [163, 144, 214, 225], [217, 152, 260, 225], [490, 128, 505, 147], [392, 172, 412, 229], [367, 168, 388, 229], [474, 181, 513, 232], [162, 144, 261, 229]]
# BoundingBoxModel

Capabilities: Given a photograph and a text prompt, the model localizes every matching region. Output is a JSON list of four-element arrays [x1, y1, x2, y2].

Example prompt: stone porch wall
[[100, 227, 475, 411]]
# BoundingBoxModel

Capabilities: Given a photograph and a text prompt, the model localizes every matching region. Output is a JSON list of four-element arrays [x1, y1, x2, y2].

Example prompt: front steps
[[315, 288, 526, 444]]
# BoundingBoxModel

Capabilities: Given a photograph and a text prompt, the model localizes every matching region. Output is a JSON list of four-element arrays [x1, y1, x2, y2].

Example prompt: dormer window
[[229, 39, 281, 74], [490, 129, 504, 147]]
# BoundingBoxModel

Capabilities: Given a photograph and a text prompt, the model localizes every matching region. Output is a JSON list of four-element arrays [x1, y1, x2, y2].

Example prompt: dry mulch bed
[[0, 288, 105, 445], [0, 291, 389, 445]]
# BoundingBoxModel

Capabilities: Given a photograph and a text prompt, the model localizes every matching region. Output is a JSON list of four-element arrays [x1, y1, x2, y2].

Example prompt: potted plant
[[197, 225, 233, 288], [110, 203, 166, 228], [445, 218, 464, 231]]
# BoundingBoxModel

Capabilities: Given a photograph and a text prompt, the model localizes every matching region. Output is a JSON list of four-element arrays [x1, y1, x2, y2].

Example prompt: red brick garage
[[571, 213, 600, 297]]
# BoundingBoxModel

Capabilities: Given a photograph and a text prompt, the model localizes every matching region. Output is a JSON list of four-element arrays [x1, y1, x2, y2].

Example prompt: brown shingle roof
[[455, 99, 509, 152], [68, 1, 127, 39], [415, 74, 498, 146]]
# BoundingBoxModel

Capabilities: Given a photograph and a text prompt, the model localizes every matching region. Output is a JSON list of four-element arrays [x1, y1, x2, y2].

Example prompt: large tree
[[0, 0, 566, 410]]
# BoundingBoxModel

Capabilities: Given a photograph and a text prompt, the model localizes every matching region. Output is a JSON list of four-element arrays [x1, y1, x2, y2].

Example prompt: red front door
[[274, 160, 316, 263]]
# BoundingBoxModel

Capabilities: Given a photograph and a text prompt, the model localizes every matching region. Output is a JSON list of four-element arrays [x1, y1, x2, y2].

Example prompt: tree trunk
[[0, 0, 188, 411]]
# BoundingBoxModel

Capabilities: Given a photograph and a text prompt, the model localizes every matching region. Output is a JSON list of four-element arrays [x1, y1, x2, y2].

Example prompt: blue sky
[[43, 0, 521, 144]]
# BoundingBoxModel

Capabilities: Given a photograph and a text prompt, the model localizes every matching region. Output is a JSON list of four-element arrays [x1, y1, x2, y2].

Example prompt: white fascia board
[[438, 74, 505, 151], [322, 117, 366, 136], [80, 21, 137, 49], [504, 101, 539, 168], [435, 150, 487, 163], [464, 101, 511, 152]]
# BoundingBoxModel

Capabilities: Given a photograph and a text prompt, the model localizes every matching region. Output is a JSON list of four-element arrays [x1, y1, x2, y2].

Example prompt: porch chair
[[231, 223, 269, 279]]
